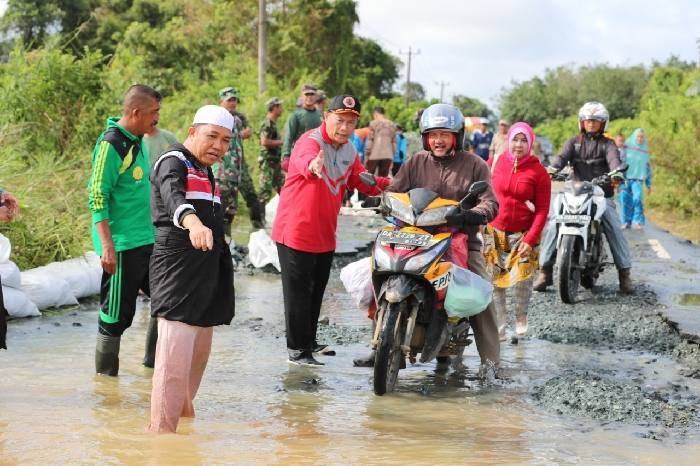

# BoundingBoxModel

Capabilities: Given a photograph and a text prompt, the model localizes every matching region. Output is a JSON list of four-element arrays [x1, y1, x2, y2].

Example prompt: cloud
[[355, 0, 700, 111]]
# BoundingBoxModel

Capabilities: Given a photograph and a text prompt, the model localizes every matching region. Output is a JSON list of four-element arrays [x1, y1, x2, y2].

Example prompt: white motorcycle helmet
[[578, 101, 609, 133]]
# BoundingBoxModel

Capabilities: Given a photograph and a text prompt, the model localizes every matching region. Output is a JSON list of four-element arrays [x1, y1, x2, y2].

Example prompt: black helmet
[[419, 104, 465, 151]]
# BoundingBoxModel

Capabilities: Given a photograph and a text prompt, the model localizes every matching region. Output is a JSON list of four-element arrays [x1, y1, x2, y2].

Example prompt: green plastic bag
[[444, 265, 493, 318]]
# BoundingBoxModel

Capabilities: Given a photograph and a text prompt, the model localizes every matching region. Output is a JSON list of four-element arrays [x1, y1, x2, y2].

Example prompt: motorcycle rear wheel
[[373, 303, 406, 395], [557, 235, 582, 304]]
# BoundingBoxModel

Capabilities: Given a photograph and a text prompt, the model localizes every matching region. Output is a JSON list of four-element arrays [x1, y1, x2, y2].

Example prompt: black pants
[[98, 244, 153, 336], [276, 243, 334, 351]]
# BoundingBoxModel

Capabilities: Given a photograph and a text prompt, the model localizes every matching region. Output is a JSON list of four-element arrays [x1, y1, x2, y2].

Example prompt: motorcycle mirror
[[359, 172, 377, 187], [468, 181, 488, 195], [459, 181, 488, 210]]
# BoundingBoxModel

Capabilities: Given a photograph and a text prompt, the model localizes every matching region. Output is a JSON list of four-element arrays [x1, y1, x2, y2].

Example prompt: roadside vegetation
[[0, 0, 697, 268]]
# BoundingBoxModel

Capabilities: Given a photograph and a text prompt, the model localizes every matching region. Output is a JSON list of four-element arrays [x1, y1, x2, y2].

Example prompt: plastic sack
[[0, 261, 21, 289], [265, 194, 279, 224], [339, 256, 374, 309], [247, 229, 281, 271], [2, 286, 40, 317], [20, 267, 79, 309], [42, 252, 102, 299], [444, 265, 493, 318], [0, 233, 10, 263]]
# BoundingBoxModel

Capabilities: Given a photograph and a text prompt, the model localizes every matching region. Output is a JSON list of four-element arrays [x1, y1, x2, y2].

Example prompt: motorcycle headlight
[[404, 241, 448, 272], [416, 206, 457, 226], [386, 196, 415, 225], [564, 192, 584, 213], [373, 240, 392, 271]]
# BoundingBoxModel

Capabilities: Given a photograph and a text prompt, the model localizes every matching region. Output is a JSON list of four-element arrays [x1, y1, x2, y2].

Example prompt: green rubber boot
[[143, 317, 158, 368], [95, 334, 120, 376]]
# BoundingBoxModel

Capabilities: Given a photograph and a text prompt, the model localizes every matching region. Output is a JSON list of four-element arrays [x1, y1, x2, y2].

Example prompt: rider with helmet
[[533, 101, 634, 294], [355, 103, 501, 373]]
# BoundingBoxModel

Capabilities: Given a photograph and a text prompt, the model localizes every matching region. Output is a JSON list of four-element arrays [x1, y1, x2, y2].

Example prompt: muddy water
[[2, 271, 700, 465]]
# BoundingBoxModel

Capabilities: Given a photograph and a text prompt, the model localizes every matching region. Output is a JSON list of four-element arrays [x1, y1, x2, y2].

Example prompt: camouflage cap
[[219, 86, 240, 101], [265, 97, 283, 110]]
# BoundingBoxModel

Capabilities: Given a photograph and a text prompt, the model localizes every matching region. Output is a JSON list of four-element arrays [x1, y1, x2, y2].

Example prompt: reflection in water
[[2, 272, 700, 464]]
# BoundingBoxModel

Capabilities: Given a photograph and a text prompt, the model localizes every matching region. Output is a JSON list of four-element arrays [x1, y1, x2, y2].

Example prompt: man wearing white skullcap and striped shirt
[[148, 105, 236, 433]]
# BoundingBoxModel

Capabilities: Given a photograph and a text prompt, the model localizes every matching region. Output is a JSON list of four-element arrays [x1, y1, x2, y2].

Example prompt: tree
[[499, 64, 649, 127], [401, 81, 425, 102], [0, 0, 63, 47], [345, 36, 400, 98], [452, 94, 492, 119]]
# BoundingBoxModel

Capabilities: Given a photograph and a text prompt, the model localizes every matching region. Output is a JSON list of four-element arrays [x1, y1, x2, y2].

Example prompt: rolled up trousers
[[149, 318, 213, 433]]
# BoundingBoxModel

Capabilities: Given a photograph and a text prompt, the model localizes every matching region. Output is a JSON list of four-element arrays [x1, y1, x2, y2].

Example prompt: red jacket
[[271, 123, 388, 253], [488, 154, 551, 247]]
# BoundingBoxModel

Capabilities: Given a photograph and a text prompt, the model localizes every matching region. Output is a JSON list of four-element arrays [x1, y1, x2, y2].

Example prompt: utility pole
[[436, 80, 449, 102], [258, 0, 267, 94], [401, 46, 420, 106]]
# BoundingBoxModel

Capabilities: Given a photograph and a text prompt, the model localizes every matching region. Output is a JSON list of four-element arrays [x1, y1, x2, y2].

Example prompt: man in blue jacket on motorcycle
[[533, 102, 634, 294]]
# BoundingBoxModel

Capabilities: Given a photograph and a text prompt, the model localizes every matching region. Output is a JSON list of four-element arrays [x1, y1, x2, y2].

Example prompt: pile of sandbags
[[0, 233, 103, 317]]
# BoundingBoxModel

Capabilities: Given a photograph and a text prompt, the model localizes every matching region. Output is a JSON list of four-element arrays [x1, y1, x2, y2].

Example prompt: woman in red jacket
[[484, 122, 551, 339]]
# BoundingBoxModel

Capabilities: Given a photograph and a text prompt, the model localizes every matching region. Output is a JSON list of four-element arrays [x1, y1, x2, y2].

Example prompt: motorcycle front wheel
[[373, 302, 406, 395], [557, 235, 582, 304]]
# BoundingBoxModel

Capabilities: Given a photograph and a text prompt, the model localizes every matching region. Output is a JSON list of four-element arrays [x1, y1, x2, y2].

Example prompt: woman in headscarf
[[619, 128, 652, 230], [484, 122, 551, 339]]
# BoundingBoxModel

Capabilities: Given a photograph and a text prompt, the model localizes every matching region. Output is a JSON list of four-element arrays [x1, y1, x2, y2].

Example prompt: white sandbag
[[20, 267, 78, 309], [265, 194, 279, 223], [2, 285, 40, 317], [339, 256, 374, 309], [247, 229, 281, 271], [0, 233, 10, 263], [0, 260, 21, 288], [42, 251, 102, 299]]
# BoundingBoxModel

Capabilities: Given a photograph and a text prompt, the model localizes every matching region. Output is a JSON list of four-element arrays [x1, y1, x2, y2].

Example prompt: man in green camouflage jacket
[[218, 87, 264, 231], [258, 97, 284, 207]]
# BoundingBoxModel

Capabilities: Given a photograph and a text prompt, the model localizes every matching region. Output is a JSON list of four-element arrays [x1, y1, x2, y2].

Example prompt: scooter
[[362, 178, 488, 395], [550, 164, 628, 303]]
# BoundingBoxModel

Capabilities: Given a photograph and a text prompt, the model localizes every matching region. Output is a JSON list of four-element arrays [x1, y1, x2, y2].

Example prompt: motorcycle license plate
[[378, 230, 431, 246], [556, 214, 589, 223]]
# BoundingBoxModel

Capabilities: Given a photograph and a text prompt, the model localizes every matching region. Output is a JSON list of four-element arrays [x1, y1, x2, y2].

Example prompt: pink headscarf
[[504, 122, 536, 163]]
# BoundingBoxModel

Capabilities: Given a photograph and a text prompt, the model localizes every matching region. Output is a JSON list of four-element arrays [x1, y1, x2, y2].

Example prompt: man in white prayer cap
[[148, 105, 236, 433]]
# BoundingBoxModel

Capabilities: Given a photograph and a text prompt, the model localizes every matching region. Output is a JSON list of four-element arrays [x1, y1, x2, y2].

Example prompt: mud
[[532, 370, 697, 427]]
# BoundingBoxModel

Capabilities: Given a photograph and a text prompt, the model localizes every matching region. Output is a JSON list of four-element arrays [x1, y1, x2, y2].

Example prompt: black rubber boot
[[354, 321, 376, 367], [618, 268, 634, 294], [143, 317, 158, 368], [532, 265, 553, 292], [95, 334, 120, 376]]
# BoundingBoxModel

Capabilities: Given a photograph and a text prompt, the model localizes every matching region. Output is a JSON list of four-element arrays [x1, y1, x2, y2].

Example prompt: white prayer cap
[[192, 105, 234, 131]]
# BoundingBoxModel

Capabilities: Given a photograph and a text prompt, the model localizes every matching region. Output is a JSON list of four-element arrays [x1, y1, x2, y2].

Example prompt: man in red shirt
[[272, 95, 390, 366]]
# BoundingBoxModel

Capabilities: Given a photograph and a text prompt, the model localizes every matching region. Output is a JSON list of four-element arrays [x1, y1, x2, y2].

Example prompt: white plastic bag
[[42, 252, 102, 299], [444, 265, 493, 318], [2, 285, 40, 317], [339, 256, 374, 309], [20, 267, 79, 309], [0, 233, 10, 263], [247, 229, 281, 271], [0, 260, 21, 288], [265, 194, 279, 224]]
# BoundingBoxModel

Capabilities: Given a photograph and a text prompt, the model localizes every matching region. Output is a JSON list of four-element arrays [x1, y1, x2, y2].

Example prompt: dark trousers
[[276, 243, 334, 351], [98, 244, 153, 336], [365, 159, 392, 177]]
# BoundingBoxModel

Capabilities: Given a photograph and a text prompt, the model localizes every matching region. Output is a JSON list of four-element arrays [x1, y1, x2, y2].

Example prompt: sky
[[355, 0, 700, 110]]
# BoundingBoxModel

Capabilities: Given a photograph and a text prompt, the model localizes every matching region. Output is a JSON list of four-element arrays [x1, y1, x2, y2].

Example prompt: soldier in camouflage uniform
[[218, 87, 265, 231], [258, 97, 285, 207]]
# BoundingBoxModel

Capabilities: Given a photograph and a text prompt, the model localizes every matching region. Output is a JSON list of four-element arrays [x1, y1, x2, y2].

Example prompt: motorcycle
[[550, 164, 627, 303], [361, 176, 488, 395]]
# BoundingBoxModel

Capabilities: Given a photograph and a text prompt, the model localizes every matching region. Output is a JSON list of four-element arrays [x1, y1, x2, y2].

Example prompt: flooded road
[[3, 265, 700, 465]]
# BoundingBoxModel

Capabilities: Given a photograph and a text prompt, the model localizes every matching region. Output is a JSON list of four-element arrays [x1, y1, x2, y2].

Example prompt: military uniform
[[216, 112, 264, 232], [258, 117, 284, 205]]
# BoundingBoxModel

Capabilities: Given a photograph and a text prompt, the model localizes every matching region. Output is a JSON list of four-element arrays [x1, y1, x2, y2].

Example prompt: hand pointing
[[308, 149, 324, 178]]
